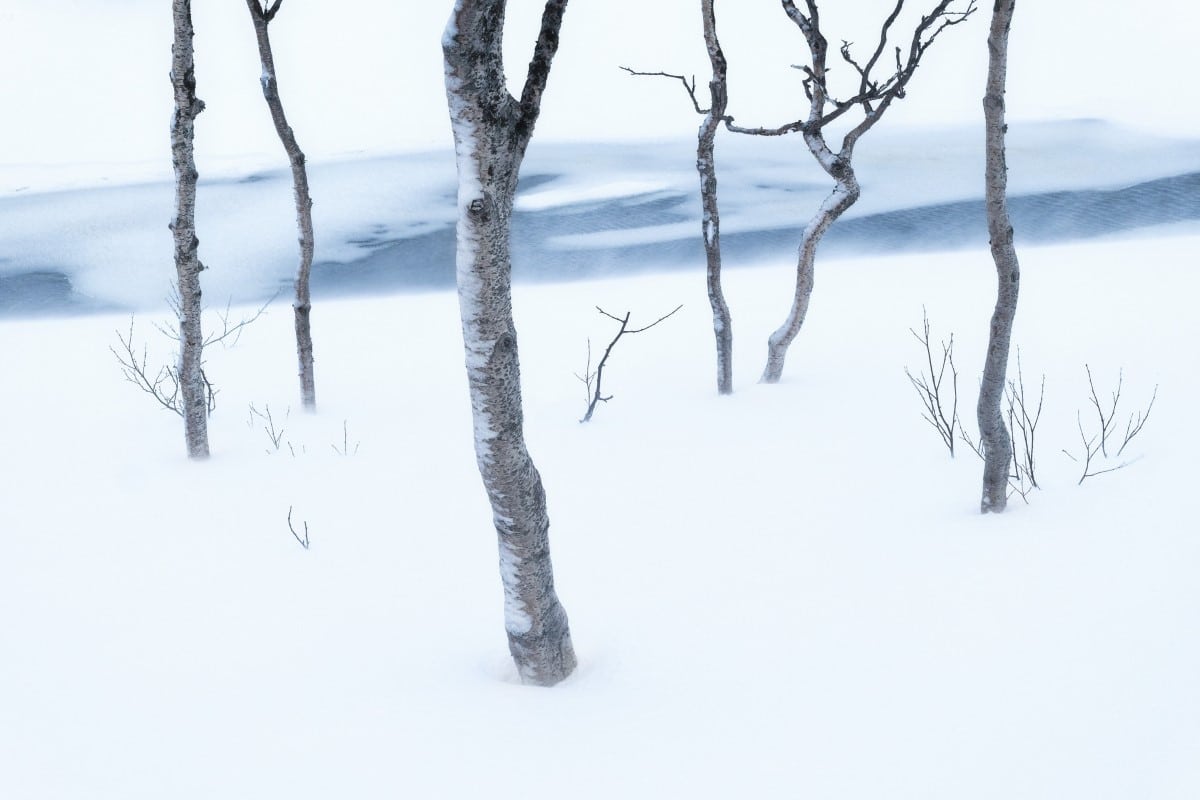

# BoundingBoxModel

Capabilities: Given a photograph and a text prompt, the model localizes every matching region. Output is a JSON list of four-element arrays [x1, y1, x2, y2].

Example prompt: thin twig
[[287, 505, 310, 550], [580, 305, 682, 423]]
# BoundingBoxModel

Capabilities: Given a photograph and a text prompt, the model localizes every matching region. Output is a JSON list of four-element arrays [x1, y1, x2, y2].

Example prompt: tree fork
[[444, 0, 576, 687], [728, 0, 976, 384]]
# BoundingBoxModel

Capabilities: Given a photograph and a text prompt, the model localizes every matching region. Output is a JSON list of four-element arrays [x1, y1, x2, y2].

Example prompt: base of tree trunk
[[507, 602, 576, 687]]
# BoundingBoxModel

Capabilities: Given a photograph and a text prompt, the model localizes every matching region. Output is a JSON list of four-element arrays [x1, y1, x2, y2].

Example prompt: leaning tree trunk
[[698, 0, 733, 395], [977, 0, 1019, 513], [170, 0, 210, 459], [443, 0, 576, 687], [761, 141, 860, 384], [246, 0, 316, 410], [743, 0, 973, 384]]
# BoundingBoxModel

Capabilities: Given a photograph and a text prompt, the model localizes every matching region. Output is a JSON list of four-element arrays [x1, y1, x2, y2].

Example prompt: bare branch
[[518, 0, 570, 134], [1117, 385, 1157, 457], [249, 402, 289, 453], [331, 419, 359, 456], [724, 117, 808, 137], [905, 308, 958, 456], [1066, 366, 1157, 484], [204, 293, 275, 348], [620, 66, 707, 114], [287, 506, 310, 550], [580, 305, 682, 423], [626, 304, 683, 334], [110, 317, 184, 417]]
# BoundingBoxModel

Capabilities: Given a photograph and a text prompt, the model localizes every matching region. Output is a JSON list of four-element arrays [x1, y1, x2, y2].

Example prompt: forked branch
[[1063, 365, 1158, 484], [578, 304, 682, 423], [905, 308, 958, 456], [619, 67, 706, 114], [727, 0, 976, 150]]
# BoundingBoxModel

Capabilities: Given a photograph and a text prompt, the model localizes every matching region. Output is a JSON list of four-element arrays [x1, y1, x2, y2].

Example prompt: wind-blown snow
[[515, 179, 671, 212], [3, 119, 1199, 318], [1, 229, 1196, 799]]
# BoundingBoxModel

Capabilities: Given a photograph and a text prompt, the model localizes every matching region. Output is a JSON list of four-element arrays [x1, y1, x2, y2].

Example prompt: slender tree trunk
[[444, 0, 576, 687], [743, 0, 972, 384], [246, 0, 316, 410], [978, 0, 1019, 513], [170, 0, 209, 459], [761, 143, 860, 384], [699, 0, 732, 395]]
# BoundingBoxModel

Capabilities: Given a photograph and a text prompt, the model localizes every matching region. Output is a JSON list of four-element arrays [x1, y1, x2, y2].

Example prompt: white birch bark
[[699, 0, 733, 395], [444, 0, 576, 687], [245, 0, 317, 410], [761, 139, 860, 383], [978, 0, 1019, 513], [170, 0, 209, 459], [751, 0, 974, 384]]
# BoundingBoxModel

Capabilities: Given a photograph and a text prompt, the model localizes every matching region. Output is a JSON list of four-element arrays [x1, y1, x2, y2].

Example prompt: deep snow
[[2, 3, 1198, 794], [1, 227, 1197, 798]]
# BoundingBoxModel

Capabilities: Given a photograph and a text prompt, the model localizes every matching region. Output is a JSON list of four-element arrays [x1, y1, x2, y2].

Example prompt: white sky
[[1, 0, 1198, 171]]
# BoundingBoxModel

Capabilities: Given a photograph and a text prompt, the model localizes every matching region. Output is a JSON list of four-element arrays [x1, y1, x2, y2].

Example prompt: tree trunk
[[246, 0, 316, 410], [978, 0, 1019, 513], [444, 0, 576, 687], [747, 0, 972, 385], [699, 0, 732, 395], [170, 0, 209, 459], [761, 142, 860, 384]]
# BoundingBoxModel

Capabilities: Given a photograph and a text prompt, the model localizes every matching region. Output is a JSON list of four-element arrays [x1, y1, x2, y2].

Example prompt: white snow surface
[[2, 225, 1198, 798], [3, 3, 1198, 793]]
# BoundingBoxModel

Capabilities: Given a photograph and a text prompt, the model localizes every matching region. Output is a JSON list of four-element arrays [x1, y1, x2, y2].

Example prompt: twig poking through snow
[[905, 307, 958, 456], [287, 506, 310, 550], [577, 304, 682, 423], [1062, 365, 1158, 484]]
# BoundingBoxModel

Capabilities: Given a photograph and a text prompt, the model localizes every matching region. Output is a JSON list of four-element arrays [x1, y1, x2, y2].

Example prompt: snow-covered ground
[[3, 2, 1199, 795], [1, 222, 1197, 796]]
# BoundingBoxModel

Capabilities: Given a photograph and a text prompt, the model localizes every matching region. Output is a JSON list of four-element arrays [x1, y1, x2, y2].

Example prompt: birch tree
[[728, 0, 975, 383], [245, 0, 317, 410], [443, 0, 576, 687], [170, 0, 209, 458], [698, 1, 732, 395], [977, 0, 1019, 513], [623, 0, 733, 395]]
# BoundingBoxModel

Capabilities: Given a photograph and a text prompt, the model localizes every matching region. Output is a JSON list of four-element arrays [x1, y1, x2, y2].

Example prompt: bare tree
[[170, 0, 210, 458], [977, 0, 1018, 513], [905, 308, 959, 456], [577, 304, 682, 423], [1063, 366, 1158, 485], [245, 0, 317, 410], [443, 0, 576, 687], [622, 0, 732, 394], [727, 0, 975, 383]]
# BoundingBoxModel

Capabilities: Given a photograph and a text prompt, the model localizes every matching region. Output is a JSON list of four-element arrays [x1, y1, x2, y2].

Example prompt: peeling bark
[[170, 0, 209, 459], [978, 0, 1019, 513], [444, 0, 576, 687], [246, 0, 316, 410]]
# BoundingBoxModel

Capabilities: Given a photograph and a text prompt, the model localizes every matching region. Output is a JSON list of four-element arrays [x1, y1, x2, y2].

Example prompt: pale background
[[1, 0, 1197, 170]]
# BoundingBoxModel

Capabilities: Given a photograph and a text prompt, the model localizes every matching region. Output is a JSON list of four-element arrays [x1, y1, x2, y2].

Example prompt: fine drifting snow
[[1, 230, 1196, 799], [4, 120, 1200, 315]]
